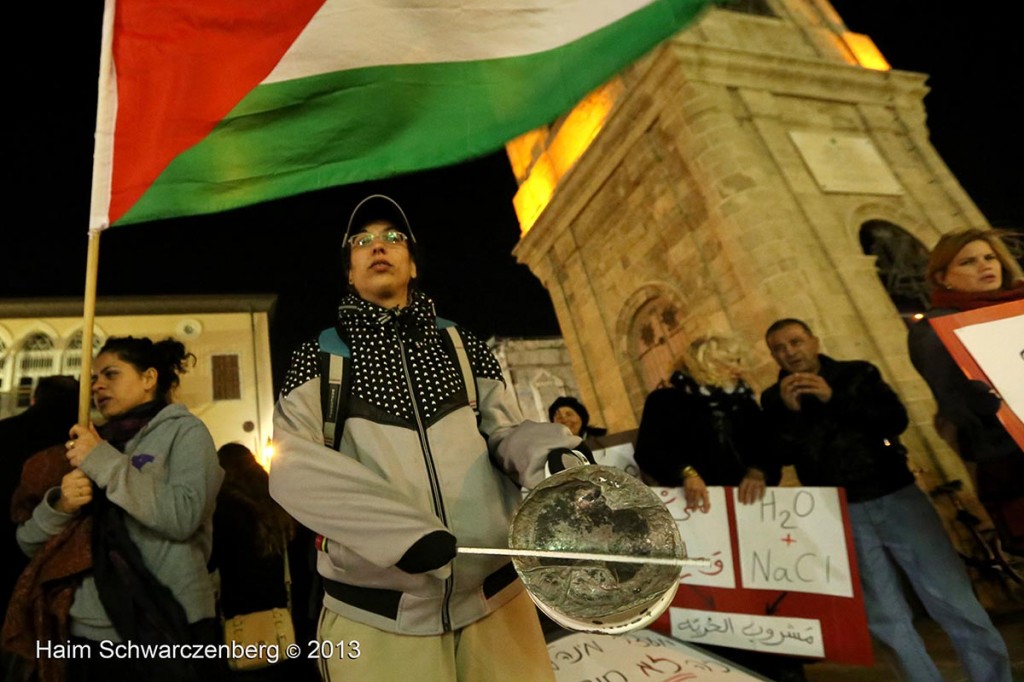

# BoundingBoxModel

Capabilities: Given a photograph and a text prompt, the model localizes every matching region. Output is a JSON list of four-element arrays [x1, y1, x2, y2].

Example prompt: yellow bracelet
[[682, 466, 700, 480]]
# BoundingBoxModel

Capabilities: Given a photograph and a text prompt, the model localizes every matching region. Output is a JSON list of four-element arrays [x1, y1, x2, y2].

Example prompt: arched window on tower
[[629, 296, 688, 393], [997, 231, 1024, 268], [859, 221, 930, 322]]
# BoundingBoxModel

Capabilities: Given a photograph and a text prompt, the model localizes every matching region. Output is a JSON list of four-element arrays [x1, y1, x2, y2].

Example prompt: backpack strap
[[317, 320, 479, 448], [437, 320, 479, 421], [318, 327, 351, 449]]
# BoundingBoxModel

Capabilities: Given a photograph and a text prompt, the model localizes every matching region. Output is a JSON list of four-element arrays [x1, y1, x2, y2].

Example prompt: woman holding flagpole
[[5, 336, 224, 682]]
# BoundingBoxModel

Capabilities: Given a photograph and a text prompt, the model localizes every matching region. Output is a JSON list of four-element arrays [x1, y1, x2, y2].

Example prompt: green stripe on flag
[[117, 0, 709, 225]]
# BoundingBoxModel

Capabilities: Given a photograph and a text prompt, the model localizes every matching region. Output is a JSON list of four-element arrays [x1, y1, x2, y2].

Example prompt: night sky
[[6, 3, 1018, 387]]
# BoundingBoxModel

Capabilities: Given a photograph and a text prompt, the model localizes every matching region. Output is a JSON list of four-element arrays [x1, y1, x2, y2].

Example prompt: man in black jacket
[[761, 319, 1010, 682]]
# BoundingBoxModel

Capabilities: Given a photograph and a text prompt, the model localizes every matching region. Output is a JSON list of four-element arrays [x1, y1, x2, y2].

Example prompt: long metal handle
[[458, 546, 711, 568]]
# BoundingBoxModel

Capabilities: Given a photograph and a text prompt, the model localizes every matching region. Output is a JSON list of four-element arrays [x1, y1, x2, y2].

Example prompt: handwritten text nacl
[[749, 549, 832, 585]]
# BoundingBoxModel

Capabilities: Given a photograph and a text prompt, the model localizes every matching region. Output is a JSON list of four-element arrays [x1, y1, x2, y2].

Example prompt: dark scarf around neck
[[98, 400, 166, 452]]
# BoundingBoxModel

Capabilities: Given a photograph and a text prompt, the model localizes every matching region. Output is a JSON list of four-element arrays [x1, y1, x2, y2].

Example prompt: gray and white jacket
[[270, 292, 579, 635], [17, 403, 223, 641]]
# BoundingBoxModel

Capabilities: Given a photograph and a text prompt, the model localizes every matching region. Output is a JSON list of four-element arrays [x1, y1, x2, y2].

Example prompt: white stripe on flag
[[89, 0, 119, 232], [265, 0, 658, 83]]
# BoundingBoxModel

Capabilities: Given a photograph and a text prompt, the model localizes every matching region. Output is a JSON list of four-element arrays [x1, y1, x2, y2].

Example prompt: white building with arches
[[0, 295, 276, 459]]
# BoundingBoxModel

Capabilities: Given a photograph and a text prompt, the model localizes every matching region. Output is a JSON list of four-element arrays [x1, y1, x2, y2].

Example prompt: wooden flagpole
[[77, 231, 102, 426]]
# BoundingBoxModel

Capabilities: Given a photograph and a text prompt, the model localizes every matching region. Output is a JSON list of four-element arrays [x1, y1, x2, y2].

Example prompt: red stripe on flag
[[109, 0, 326, 224]]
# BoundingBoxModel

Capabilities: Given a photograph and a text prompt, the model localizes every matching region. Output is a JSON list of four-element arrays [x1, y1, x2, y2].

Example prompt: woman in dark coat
[[907, 228, 1024, 553], [634, 334, 780, 511], [634, 334, 801, 680]]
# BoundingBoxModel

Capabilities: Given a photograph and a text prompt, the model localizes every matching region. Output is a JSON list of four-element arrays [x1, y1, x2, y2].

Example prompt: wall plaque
[[789, 131, 904, 195]]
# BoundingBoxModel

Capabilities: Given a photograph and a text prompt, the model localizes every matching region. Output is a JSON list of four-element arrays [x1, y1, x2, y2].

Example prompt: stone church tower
[[507, 0, 993, 486]]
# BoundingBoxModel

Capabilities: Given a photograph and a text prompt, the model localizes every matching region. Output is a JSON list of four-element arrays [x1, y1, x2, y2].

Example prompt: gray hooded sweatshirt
[[270, 292, 580, 635], [17, 403, 223, 642]]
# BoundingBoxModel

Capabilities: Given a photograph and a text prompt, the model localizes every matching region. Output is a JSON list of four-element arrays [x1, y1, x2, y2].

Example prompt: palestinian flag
[[90, 0, 712, 229]]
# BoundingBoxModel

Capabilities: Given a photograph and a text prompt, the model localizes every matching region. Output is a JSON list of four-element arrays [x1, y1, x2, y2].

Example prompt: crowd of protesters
[[1, 205, 1019, 682]]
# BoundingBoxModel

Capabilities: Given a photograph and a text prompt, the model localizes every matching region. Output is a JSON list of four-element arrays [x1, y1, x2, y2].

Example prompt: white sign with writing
[[670, 607, 825, 658], [549, 629, 769, 681], [955, 313, 1024, 422], [653, 486, 735, 588], [734, 488, 853, 597]]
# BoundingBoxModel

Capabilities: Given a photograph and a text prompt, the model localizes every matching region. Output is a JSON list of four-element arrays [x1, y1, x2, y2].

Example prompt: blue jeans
[[848, 484, 1010, 682]]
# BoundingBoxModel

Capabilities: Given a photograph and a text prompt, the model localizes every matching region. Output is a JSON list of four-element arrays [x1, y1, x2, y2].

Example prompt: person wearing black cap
[[270, 195, 584, 681], [548, 395, 610, 458], [547, 396, 607, 446]]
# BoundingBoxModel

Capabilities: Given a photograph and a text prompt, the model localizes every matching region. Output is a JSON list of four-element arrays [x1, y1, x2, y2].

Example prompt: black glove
[[396, 530, 457, 574]]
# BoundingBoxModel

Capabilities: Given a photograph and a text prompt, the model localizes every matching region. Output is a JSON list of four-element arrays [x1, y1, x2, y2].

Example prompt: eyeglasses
[[346, 229, 409, 249]]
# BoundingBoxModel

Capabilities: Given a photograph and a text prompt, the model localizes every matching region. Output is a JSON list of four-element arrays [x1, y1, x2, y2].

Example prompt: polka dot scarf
[[282, 292, 503, 423]]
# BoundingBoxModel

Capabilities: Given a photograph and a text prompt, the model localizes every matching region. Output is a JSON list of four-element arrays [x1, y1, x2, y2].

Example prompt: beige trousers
[[316, 590, 555, 682]]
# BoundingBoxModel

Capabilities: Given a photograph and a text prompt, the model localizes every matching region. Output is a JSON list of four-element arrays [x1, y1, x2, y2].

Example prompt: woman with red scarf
[[908, 228, 1024, 554]]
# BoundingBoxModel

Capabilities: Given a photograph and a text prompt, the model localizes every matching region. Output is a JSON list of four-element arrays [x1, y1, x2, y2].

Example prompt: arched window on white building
[[13, 331, 59, 410], [62, 328, 106, 376], [0, 326, 13, 417], [0, 327, 11, 393]]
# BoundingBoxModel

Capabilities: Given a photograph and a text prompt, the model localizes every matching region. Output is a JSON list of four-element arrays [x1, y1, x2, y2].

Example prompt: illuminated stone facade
[[510, 1, 994, 491]]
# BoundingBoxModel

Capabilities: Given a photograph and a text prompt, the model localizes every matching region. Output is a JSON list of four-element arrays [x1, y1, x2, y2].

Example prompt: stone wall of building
[[488, 336, 581, 423]]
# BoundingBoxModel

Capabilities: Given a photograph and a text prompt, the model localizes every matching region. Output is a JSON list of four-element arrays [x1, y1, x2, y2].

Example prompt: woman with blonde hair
[[908, 228, 1024, 553], [635, 334, 781, 510], [634, 333, 801, 680]]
